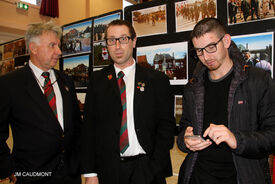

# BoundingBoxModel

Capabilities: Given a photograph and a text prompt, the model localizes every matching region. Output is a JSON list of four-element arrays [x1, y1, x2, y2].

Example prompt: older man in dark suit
[[0, 22, 82, 184], [81, 20, 175, 184]]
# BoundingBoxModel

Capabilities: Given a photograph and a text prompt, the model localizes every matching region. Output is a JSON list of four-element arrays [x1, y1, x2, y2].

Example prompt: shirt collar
[[29, 60, 55, 79], [114, 59, 136, 78]]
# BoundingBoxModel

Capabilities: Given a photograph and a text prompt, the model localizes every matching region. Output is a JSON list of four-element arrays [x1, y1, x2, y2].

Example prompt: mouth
[[206, 60, 215, 66], [52, 58, 59, 62], [115, 52, 123, 58]]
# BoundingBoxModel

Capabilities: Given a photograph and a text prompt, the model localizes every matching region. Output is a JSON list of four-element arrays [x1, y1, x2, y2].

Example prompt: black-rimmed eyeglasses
[[106, 36, 132, 46], [194, 35, 224, 56]]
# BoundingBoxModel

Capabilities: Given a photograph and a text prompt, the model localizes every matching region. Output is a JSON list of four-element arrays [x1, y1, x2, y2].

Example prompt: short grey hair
[[25, 21, 62, 50]]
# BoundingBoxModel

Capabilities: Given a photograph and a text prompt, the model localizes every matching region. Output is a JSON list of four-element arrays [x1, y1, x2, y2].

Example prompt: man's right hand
[[85, 176, 99, 184], [184, 126, 212, 152]]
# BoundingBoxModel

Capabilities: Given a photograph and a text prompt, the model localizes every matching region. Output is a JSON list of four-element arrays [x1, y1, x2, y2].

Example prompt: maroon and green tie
[[42, 72, 58, 119], [117, 71, 129, 153]]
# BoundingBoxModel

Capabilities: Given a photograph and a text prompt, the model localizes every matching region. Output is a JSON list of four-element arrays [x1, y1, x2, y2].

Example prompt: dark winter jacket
[[177, 44, 275, 184]]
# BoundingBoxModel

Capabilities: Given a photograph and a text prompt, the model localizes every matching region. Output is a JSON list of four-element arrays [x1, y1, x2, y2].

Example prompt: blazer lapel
[[105, 65, 121, 103], [55, 71, 70, 131], [134, 64, 147, 113], [24, 66, 62, 131]]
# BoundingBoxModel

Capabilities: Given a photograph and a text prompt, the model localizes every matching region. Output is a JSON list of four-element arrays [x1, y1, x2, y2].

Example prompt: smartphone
[[184, 135, 205, 141]]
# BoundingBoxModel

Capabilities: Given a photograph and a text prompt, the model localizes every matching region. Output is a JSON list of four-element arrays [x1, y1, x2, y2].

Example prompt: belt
[[120, 154, 146, 162]]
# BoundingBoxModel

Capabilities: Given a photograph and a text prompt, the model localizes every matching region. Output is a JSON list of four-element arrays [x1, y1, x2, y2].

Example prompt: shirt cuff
[[82, 173, 97, 177]]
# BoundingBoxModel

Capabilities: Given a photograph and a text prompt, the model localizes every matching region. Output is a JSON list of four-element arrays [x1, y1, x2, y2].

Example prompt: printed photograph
[[0, 59, 15, 76], [3, 42, 15, 60], [231, 32, 274, 77], [76, 92, 86, 112], [93, 41, 112, 67], [0, 45, 3, 60], [93, 67, 103, 72], [175, 0, 217, 32], [63, 54, 89, 89], [132, 4, 167, 37], [174, 95, 183, 125], [13, 39, 26, 57], [2, 39, 26, 60], [137, 41, 188, 85], [228, 0, 275, 25], [14, 57, 28, 70], [62, 20, 92, 57], [93, 12, 121, 42]]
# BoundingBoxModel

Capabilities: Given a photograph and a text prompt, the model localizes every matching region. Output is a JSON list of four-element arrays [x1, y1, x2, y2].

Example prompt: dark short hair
[[191, 18, 228, 39], [104, 19, 136, 40]]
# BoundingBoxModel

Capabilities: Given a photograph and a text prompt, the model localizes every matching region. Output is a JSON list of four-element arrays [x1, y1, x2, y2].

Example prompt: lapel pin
[[137, 82, 145, 92], [65, 86, 69, 92], [108, 74, 113, 80]]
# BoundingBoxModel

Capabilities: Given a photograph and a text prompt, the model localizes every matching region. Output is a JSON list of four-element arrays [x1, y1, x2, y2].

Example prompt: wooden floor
[[5, 128, 186, 184]]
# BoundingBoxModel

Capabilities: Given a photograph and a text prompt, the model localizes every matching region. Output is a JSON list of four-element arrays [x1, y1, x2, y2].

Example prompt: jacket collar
[[190, 56, 248, 85]]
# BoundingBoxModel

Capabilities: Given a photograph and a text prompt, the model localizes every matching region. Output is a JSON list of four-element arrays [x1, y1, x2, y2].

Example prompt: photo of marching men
[[175, 0, 217, 32], [132, 4, 167, 37], [228, 0, 275, 25]]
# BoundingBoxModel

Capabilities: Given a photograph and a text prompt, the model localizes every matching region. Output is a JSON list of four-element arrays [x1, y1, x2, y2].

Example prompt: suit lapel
[[105, 65, 121, 103], [134, 64, 147, 115], [55, 71, 70, 131], [24, 66, 62, 132]]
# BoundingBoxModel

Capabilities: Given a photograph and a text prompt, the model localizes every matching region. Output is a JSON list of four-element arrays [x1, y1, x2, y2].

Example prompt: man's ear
[[222, 34, 231, 49], [29, 42, 37, 55]]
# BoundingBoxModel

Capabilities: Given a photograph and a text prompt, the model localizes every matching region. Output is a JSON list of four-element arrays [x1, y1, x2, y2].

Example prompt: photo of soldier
[[132, 4, 167, 37], [175, 0, 217, 32], [228, 0, 275, 25], [241, 0, 250, 21], [228, 0, 238, 23]]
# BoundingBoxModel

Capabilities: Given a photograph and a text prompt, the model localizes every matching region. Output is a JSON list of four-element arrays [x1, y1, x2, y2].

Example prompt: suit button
[[136, 128, 140, 132], [61, 134, 64, 138], [62, 150, 65, 153]]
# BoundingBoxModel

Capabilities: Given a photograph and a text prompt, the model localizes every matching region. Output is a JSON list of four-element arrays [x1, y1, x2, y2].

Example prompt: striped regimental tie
[[42, 72, 58, 119], [117, 71, 129, 153]]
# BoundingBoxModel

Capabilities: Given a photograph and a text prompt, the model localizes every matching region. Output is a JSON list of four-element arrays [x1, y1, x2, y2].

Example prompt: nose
[[56, 46, 62, 55], [202, 49, 211, 60], [115, 39, 121, 48]]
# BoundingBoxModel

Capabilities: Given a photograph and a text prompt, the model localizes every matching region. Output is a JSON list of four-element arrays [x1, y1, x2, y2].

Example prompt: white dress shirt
[[29, 61, 64, 130]]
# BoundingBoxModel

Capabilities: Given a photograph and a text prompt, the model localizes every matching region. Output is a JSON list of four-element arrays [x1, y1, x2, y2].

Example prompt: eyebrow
[[108, 34, 129, 38]]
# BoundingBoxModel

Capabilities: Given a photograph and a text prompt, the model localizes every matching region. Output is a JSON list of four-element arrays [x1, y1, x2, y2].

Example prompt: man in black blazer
[[81, 20, 175, 184], [0, 22, 82, 184]]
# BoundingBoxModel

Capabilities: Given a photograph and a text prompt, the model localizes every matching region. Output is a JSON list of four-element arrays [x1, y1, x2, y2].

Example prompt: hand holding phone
[[184, 135, 205, 141]]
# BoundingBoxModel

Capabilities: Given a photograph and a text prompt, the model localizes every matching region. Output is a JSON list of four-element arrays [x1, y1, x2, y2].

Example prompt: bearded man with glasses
[[81, 19, 175, 184], [177, 18, 275, 184]]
